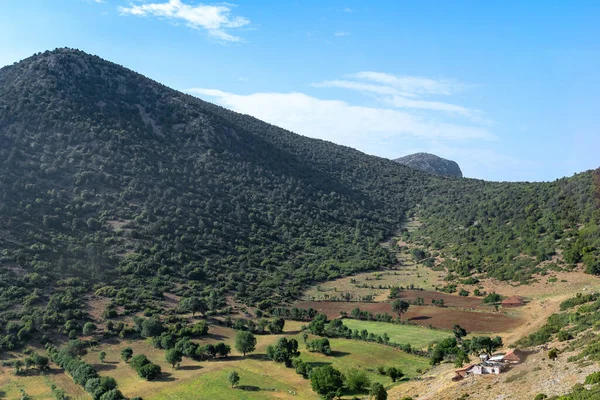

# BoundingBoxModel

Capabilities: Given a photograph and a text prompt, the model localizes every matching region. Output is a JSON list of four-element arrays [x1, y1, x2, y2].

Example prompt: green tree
[[228, 370, 240, 388], [178, 297, 206, 317], [234, 331, 257, 357], [346, 368, 371, 391], [83, 322, 97, 336], [310, 366, 344, 399], [392, 299, 410, 319], [386, 366, 404, 382], [370, 382, 388, 400], [165, 349, 182, 368], [120, 347, 133, 363], [266, 338, 300, 367], [548, 348, 558, 361], [98, 351, 107, 363]]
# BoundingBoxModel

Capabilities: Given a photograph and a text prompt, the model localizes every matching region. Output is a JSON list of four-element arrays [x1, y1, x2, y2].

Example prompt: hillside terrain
[[0, 49, 599, 399], [393, 152, 463, 177]]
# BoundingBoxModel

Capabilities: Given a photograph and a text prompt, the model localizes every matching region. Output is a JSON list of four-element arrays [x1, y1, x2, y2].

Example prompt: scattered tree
[[228, 370, 240, 388], [234, 331, 257, 357]]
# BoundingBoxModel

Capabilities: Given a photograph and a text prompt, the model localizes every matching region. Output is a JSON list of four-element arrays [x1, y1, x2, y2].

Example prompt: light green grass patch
[[342, 319, 451, 349]]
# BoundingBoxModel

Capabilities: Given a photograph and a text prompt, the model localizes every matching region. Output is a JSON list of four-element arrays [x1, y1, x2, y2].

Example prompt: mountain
[[394, 152, 463, 177], [0, 49, 598, 352]]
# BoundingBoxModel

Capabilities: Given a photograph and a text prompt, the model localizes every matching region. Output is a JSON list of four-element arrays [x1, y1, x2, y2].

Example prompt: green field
[[342, 319, 452, 349], [0, 321, 430, 400], [83, 321, 429, 400]]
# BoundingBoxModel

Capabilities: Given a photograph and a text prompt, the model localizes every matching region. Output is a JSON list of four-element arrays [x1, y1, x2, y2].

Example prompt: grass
[[76, 321, 428, 399], [0, 369, 88, 400], [299, 337, 428, 391], [0, 320, 430, 399], [341, 319, 452, 349]]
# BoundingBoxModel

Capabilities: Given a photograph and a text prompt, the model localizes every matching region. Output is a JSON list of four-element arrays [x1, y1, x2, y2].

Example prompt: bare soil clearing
[[295, 301, 523, 333], [397, 290, 488, 310]]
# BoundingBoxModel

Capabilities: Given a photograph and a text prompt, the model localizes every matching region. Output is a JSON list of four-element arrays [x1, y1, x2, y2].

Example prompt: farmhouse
[[502, 296, 525, 307], [453, 348, 524, 380]]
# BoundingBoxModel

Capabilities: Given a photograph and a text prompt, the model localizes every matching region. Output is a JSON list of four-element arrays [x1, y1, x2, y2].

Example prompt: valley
[[0, 49, 599, 400]]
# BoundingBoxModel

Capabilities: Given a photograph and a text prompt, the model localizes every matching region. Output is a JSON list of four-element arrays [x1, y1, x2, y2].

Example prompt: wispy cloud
[[118, 0, 250, 42], [349, 71, 466, 96], [187, 88, 495, 144], [334, 31, 350, 37], [186, 72, 512, 179], [313, 72, 485, 121]]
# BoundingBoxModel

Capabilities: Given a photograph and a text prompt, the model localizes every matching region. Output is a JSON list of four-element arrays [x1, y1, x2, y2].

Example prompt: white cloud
[[349, 71, 466, 96], [184, 72, 523, 180], [118, 0, 250, 42], [187, 88, 495, 146], [334, 31, 350, 37], [313, 75, 483, 120]]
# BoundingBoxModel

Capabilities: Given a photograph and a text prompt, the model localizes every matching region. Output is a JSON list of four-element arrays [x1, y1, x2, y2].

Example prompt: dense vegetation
[[0, 48, 598, 353]]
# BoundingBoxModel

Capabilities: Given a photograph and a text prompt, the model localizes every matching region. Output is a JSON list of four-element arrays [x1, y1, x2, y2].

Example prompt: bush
[[346, 368, 371, 391], [310, 366, 344, 399]]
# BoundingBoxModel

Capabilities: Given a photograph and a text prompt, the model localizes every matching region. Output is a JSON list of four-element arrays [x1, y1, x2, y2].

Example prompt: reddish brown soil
[[295, 301, 523, 333], [397, 290, 488, 310]]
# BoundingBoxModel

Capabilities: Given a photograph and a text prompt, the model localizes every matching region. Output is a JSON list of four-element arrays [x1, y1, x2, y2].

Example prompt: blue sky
[[1, 0, 599, 181]]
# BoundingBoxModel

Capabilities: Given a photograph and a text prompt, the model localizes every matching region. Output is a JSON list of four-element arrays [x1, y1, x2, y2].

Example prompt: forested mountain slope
[[0, 49, 598, 349]]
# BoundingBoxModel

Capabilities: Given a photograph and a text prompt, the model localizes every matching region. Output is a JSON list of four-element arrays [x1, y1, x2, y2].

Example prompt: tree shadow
[[237, 385, 261, 391], [177, 365, 202, 371], [94, 363, 117, 372], [205, 333, 227, 341], [330, 350, 351, 358], [215, 355, 246, 362], [409, 316, 431, 321], [247, 354, 270, 361], [156, 372, 176, 382], [0, 390, 5, 399]]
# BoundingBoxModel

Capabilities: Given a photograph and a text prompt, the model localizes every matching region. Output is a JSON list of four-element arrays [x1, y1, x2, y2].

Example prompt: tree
[[165, 349, 182, 368], [179, 297, 206, 317], [310, 365, 344, 399], [234, 331, 257, 356], [215, 342, 231, 358], [392, 299, 410, 319], [386, 367, 404, 382], [266, 338, 300, 367], [138, 363, 161, 381], [228, 370, 240, 388], [83, 322, 97, 336], [268, 318, 285, 334], [141, 317, 163, 338], [99, 390, 125, 400], [346, 368, 371, 391], [370, 382, 388, 400], [453, 325, 467, 341], [120, 347, 133, 363], [548, 348, 558, 361], [99, 351, 107, 363]]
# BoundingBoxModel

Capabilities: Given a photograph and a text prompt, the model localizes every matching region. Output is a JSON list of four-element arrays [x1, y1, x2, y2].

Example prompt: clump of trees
[[305, 337, 332, 355], [266, 338, 300, 367], [129, 354, 162, 381], [47, 341, 125, 400]]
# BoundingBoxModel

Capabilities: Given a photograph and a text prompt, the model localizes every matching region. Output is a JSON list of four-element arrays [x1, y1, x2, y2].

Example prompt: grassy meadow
[[341, 319, 452, 349]]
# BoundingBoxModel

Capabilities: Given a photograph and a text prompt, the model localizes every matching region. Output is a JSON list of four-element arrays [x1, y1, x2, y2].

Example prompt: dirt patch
[[397, 290, 487, 310], [107, 219, 132, 231], [295, 301, 523, 333]]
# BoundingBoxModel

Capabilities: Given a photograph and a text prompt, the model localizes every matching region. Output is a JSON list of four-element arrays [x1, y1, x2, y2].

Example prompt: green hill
[[0, 48, 598, 351]]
